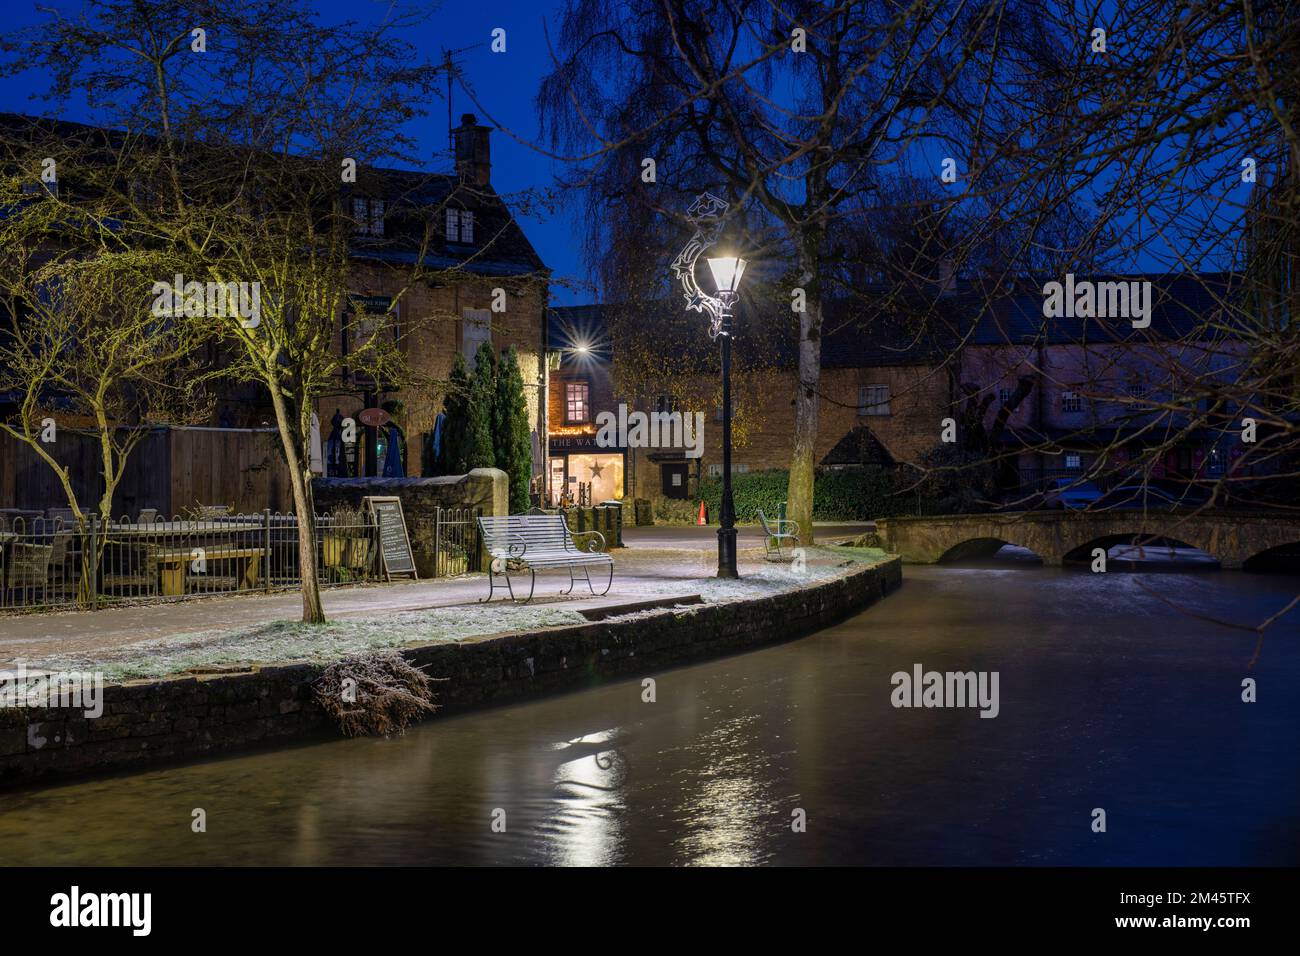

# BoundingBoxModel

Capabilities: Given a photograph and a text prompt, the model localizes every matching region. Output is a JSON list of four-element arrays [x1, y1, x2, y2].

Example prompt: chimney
[[452, 113, 491, 187]]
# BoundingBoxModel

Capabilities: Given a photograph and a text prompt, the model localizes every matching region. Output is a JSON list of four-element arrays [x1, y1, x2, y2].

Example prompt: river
[[1, 561, 1297, 866]]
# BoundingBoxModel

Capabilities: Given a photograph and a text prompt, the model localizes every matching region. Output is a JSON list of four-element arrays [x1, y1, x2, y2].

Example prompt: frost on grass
[[30, 546, 886, 680], [38, 604, 588, 681]]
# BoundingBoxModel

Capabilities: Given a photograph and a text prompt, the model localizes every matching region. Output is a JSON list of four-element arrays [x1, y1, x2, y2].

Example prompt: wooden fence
[[0, 426, 292, 517]]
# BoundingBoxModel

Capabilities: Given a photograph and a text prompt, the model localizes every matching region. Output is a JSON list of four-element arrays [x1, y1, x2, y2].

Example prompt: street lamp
[[671, 192, 746, 579]]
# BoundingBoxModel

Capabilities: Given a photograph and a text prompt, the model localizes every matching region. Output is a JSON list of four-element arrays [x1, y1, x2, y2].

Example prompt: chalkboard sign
[[362, 496, 417, 581]]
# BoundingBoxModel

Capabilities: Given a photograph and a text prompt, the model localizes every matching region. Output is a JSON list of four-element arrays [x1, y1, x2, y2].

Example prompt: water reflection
[[0, 565, 1297, 866]]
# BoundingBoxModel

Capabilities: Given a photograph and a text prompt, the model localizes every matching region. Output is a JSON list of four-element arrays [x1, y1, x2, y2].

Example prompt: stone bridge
[[868, 511, 1300, 569]]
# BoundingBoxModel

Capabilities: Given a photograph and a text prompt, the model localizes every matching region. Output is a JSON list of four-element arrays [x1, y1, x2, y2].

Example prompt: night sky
[[0, 0, 590, 302], [0, 1, 1245, 305]]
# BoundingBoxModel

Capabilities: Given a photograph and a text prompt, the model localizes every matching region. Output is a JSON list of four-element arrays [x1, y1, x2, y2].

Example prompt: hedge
[[695, 468, 924, 522]]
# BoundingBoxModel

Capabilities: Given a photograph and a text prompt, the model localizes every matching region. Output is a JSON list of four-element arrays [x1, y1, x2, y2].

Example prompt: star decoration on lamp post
[[671, 192, 747, 579], [670, 192, 736, 339]]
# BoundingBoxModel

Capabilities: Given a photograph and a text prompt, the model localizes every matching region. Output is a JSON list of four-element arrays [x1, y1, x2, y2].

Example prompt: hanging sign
[[357, 407, 391, 429]]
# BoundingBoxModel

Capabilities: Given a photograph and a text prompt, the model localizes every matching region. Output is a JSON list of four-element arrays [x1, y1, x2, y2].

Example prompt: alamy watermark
[[1042, 274, 1152, 329], [0, 660, 104, 719], [151, 273, 261, 328], [50, 886, 151, 936], [596, 403, 704, 458], [891, 663, 1000, 718]]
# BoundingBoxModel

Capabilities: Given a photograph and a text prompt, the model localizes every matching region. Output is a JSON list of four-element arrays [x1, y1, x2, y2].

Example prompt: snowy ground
[[26, 546, 886, 681]]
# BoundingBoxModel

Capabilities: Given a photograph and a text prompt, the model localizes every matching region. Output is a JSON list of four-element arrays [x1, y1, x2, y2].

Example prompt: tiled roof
[[0, 113, 546, 277], [965, 273, 1241, 346]]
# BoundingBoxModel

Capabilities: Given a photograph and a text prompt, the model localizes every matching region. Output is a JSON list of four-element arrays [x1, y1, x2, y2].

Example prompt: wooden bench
[[477, 514, 614, 603], [152, 545, 268, 596], [756, 509, 800, 561]]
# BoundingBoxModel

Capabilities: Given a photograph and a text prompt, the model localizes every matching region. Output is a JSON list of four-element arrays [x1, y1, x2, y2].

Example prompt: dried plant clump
[[312, 651, 441, 737]]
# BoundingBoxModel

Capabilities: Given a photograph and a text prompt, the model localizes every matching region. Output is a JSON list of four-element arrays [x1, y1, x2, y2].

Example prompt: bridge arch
[[937, 536, 1045, 564], [1060, 532, 1219, 567], [1242, 541, 1300, 573]]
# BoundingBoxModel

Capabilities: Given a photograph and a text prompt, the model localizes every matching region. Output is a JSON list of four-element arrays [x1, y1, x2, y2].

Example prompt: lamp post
[[671, 193, 747, 579]]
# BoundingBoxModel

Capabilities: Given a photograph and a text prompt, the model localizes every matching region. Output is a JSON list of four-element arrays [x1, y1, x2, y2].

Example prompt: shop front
[[548, 433, 626, 505]]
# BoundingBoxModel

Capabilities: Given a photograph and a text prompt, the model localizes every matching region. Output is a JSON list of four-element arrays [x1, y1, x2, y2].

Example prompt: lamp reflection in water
[[544, 729, 628, 866]]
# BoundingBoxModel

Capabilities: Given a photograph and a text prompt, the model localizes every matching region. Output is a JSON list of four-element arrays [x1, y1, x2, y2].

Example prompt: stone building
[[313, 114, 549, 480], [545, 298, 960, 507], [958, 273, 1247, 492]]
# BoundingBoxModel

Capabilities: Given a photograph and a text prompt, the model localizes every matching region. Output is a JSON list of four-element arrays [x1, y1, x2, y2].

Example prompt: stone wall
[[0, 557, 900, 790], [313, 469, 507, 576], [623, 364, 954, 501], [314, 268, 548, 479]]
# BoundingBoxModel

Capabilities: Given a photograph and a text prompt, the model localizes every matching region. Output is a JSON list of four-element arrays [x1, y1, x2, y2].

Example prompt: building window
[[1126, 383, 1148, 400], [1065, 453, 1082, 469], [462, 308, 491, 365], [1061, 391, 1084, 413], [707, 463, 749, 477], [997, 387, 1012, 405], [859, 384, 891, 416], [352, 197, 385, 237], [566, 382, 590, 423], [446, 208, 475, 244]]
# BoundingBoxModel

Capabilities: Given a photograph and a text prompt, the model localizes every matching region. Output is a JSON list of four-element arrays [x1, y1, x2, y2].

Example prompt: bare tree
[[2, 0, 462, 623], [539, 0, 1053, 540]]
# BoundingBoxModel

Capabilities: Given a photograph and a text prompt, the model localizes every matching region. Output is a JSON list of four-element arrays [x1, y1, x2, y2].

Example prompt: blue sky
[[0, 0, 594, 303], [0, 1, 1255, 303]]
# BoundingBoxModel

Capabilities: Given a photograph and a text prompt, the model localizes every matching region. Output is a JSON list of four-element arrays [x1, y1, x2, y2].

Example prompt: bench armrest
[[506, 533, 528, 559], [775, 519, 800, 536], [569, 530, 606, 554]]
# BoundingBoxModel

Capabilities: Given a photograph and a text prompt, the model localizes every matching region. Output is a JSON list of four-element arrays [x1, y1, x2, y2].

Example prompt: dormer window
[[446, 208, 474, 244], [352, 197, 385, 237]]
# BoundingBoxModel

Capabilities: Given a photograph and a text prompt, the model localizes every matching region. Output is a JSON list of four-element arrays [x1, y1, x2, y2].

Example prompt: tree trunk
[[786, 240, 822, 545], [289, 463, 325, 624], [268, 382, 326, 624]]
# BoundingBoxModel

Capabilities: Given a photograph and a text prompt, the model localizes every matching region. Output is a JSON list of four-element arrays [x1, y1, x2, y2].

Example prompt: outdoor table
[[106, 521, 268, 597]]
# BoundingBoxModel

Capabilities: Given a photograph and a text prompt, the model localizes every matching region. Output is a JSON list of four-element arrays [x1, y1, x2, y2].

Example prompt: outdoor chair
[[4, 538, 54, 605], [100, 540, 159, 598], [45, 507, 76, 526], [757, 509, 801, 561]]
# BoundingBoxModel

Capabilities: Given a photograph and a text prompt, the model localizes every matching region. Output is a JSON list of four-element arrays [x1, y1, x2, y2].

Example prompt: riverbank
[[0, 546, 899, 790]]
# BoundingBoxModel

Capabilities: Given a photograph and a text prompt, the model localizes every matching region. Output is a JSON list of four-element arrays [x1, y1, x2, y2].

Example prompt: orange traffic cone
[[697, 500, 708, 525]]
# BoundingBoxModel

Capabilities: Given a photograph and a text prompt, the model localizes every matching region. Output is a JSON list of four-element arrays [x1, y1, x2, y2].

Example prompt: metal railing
[[431, 506, 482, 577], [0, 509, 382, 613]]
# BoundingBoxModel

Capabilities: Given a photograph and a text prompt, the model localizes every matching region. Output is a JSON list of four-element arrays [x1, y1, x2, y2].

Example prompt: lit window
[[1065, 454, 1082, 469], [566, 382, 589, 423], [446, 208, 475, 244], [998, 387, 1012, 405], [859, 384, 891, 416], [1061, 391, 1084, 413]]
